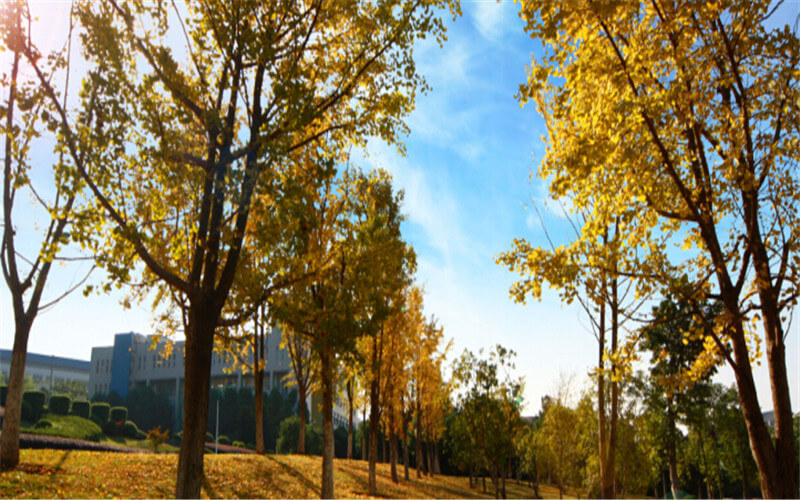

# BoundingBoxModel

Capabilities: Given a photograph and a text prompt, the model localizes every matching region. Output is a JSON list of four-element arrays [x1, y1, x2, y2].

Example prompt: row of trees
[[498, 0, 798, 497], [0, 1, 459, 499]]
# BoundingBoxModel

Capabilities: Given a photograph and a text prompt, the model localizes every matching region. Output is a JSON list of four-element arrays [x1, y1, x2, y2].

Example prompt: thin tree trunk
[[403, 433, 410, 481], [298, 381, 307, 454], [362, 389, 368, 461], [347, 379, 353, 460], [427, 441, 434, 477], [415, 400, 423, 478], [667, 401, 680, 500], [254, 314, 265, 454], [368, 343, 380, 495], [320, 344, 335, 499], [390, 431, 399, 483]]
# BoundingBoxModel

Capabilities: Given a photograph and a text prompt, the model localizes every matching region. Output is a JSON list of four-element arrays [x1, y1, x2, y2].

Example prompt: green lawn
[[1, 450, 571, 499]]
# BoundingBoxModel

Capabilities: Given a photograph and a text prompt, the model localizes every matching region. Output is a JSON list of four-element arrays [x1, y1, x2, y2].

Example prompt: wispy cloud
[[355, 141, 468, 266], [470, 1, 517, 43]]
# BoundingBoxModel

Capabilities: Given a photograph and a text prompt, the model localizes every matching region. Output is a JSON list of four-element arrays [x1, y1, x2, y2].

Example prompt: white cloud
[[470, 1, 515, 43]]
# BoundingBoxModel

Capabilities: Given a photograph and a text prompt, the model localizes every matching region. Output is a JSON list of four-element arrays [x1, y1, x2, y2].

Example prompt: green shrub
[[90, 402, 110, 427], [70, 400, 90, 419], [110, 406, 128, 423], [105, 419, 125, 436], [276, 415, 323, 455], [49, 394, 72, 415], [30, 415, 103, 442], [22, 391, 46, 422], [206, 432, 213, 443], [232, 440, 245, 448], [245, 443, 256, 450], [122, 420, 142, 439], [217, 435, 231, 445]]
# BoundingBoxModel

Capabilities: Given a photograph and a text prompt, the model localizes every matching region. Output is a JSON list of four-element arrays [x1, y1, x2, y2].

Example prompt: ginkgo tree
[[15, 0, 458, 497], [513, 0, 799, 497], [0, 2, 97, 471], [271, 167, 412, 499]]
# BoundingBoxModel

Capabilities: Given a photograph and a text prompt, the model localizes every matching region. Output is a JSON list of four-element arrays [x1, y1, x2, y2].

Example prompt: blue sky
[[2, 0, 798, 415]]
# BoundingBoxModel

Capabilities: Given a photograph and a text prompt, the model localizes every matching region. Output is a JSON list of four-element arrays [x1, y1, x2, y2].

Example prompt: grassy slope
[[1, 450, 571, 499]]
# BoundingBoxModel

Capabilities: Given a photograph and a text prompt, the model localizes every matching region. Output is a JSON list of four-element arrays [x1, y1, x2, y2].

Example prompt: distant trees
[[452, 345, 524, 499]]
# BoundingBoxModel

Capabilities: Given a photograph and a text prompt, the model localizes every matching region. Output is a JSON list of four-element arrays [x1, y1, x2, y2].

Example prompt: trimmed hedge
[[232, 440, 245, 448], [22, 391, 46, 422], [71, 400, 90, 419], [217, 435, 231, 445], [206, 432, 213, 443], [90, 402, 110, 427], [110, 406, 128, 424], [49, 394, 72, 415]]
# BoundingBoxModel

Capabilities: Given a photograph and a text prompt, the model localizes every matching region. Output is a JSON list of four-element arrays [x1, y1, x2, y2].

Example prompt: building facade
[[89, 330, 347, 430], [0, 349, 90, 393]]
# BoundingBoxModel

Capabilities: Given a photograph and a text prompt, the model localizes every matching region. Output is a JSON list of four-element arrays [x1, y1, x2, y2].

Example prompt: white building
[[0, 349, 90, 393]]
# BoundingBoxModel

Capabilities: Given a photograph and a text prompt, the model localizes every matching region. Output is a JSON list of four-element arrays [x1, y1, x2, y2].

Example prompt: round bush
[[136, 429, 147, 440], [217, 435, 231, 445], [110, 406, 128, 423], [90, 402, 110, 426], [206, 432, 213, 443], [70, 400, 90, 419], [49, 394, 72, 416], [122, 420, 142, 439], [232, 440, 245, 448], [33, 420, 53, 429], [22, 391, 46, 422]]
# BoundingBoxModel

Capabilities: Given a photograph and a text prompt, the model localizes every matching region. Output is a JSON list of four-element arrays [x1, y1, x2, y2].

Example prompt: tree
[[18, 0, 456, 496], [639, 295, 721, 498], [281, 323, 318, 454], [272, 167, 412, 498], [515, 1, 798, 496], [498, 205, 648, 499], [452, 345, 524, 499], [0, 1, 96, 470]]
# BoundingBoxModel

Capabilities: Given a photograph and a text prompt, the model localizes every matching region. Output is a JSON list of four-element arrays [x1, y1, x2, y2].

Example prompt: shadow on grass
[[265, 455, 320, 497]]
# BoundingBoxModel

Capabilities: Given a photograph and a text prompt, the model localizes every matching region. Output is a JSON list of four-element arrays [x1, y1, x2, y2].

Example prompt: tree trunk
[[427, 441, 434, 477], [298, 381, 307, 454], [390, 431, 399, 483], [362, 391, 368, 461], [320, 344, 335, 499], [667, 402, 680, 500], [254, 360, 265, 454], [434, 440, 441, 474], [403, 433, 410, 481], [175, 308, 215, 499], [254, 322, 265, 455], [597, 296, 615, 499], [347, 379, 353, 460], [368, 367, 380, 494], [0, 318, 32, 470], [415, 409, 423, 478], [743, 173, 799, 499]]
